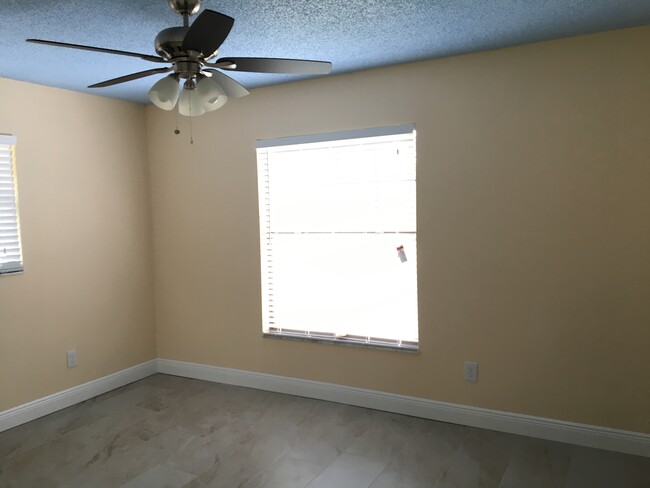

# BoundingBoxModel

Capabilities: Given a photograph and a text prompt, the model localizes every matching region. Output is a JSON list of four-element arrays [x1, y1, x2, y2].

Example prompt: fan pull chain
[[189, 90, 194, 145], [171, 88, 195, 145], [174, 107, 181, 135]]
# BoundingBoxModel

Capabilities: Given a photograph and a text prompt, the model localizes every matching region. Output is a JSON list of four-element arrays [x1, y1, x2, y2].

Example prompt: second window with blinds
[[256, 125, 418, 351], [0, 134, 23, 276]]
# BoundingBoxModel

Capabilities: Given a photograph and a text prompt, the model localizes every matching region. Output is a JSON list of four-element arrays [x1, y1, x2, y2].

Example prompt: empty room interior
[[0, 0, 649, 487]]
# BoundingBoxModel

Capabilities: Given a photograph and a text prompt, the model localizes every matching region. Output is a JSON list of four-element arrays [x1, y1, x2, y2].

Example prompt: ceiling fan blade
[[215, 57, 332, 75], [182, 9, 234, 58], [203, 69, 249, 98], [26, 39, 167, 63], [88, 67, 173, 88]]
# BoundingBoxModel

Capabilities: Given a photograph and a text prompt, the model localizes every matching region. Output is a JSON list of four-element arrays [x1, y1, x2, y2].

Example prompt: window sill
[[0, 269, 24, 277], [262, 331, 419, 354]]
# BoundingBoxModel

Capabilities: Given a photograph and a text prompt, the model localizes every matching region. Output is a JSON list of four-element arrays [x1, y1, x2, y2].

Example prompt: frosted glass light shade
[[148, 75, 180, 110], [178, 87, 206, 117], [196, 77, 228, 112]]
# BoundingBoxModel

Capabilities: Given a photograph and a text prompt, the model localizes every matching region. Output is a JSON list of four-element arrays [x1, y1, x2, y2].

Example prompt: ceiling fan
[[26, 0, 332, 116]]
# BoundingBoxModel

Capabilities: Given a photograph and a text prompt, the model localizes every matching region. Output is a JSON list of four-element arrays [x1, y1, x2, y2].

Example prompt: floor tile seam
[[356, 451, 392, 488], [120, 464, 198, 488], [343, 430, 406, 464], [495, 434, 528, 487], [251, 452, 328, 488], [0, 416, 90, 464], [486, 441, 517, 487], [505, 437, 575, 487], [0, 433, 76, 474], [40, 416, 120, 453], [0, 443, 32, 469], [366, 451, 396, 488], [430, 425, 475, 487], [559, 443, 596, 488], [365, 467, 385, 488], [283, 451, 332, 471], [303, 452, 389, 488]]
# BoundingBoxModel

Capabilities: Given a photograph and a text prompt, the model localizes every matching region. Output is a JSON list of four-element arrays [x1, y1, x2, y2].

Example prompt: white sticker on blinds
[[0, 134, 24, 275], [257, 127, 418, 345]]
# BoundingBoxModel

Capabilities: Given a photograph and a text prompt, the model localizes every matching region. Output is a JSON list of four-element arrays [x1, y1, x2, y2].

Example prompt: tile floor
[[0, 374, 648, 487]]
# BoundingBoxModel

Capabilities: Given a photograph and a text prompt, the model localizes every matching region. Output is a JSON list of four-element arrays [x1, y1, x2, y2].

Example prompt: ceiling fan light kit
[[26, 0, 331, 117], [196, 77, 228, 111], [175, 77, 227, 116], [178, 84, 205, 116], [148, 75, 181, 110]]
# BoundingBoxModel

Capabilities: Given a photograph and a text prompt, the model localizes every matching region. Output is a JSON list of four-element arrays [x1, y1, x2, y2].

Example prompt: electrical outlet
[[67, 350, 77, 368], [464, 361, 478, 383]]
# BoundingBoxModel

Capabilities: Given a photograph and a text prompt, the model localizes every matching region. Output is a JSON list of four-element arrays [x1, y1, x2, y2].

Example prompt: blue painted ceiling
[[1, 0, 649, 104]]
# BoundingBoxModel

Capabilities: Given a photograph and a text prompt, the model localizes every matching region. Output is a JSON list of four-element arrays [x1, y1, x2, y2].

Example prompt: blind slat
[[0, 137, 23, 271]]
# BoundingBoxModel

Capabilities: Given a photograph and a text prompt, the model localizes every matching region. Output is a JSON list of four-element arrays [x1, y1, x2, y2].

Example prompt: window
[[256, 125, 418, 351], [0, 134, 23, 275]]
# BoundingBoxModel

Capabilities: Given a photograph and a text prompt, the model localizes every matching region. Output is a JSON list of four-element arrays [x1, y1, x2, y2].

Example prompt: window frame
[[0, 133, 24, 276], [256, 124, 418, 352]]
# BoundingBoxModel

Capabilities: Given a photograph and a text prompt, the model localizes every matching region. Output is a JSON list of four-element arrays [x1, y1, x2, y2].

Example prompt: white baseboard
[[2, 358, 647, 458], [157, 358, 650, 458], [0, 359, 157, 433]]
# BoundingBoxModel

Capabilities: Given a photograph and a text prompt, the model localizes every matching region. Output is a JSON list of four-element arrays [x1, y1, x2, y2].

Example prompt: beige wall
[[1, 25, 647, 434], [0, 79, 156, 410], [147, 25, 650, 434]]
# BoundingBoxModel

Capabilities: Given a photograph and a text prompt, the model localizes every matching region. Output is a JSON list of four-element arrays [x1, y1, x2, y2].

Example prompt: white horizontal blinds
[[0, 134, 23, 275], [257, 126, 418, 345]]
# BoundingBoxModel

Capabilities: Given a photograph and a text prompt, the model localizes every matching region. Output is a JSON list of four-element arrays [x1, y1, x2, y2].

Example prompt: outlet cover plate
[[67, 350, 77, 368], [465, 361, 478, 383]]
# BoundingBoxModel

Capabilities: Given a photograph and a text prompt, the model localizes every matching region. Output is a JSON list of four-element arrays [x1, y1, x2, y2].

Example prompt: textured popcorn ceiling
[[1, 0, 649, 104]]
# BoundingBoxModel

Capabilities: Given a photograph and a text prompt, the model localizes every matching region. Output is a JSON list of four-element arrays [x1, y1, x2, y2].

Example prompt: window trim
[[256, 124, 415, 149], [263, 328, 419, 353], [256, 124, 418, 352]]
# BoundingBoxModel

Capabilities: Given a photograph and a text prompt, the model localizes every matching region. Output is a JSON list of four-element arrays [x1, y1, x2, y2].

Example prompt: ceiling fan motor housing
[[154, 27, 190, 59]]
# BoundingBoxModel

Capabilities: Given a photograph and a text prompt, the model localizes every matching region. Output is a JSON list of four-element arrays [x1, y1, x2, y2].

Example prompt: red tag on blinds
[[397, 245, 407, 263]]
